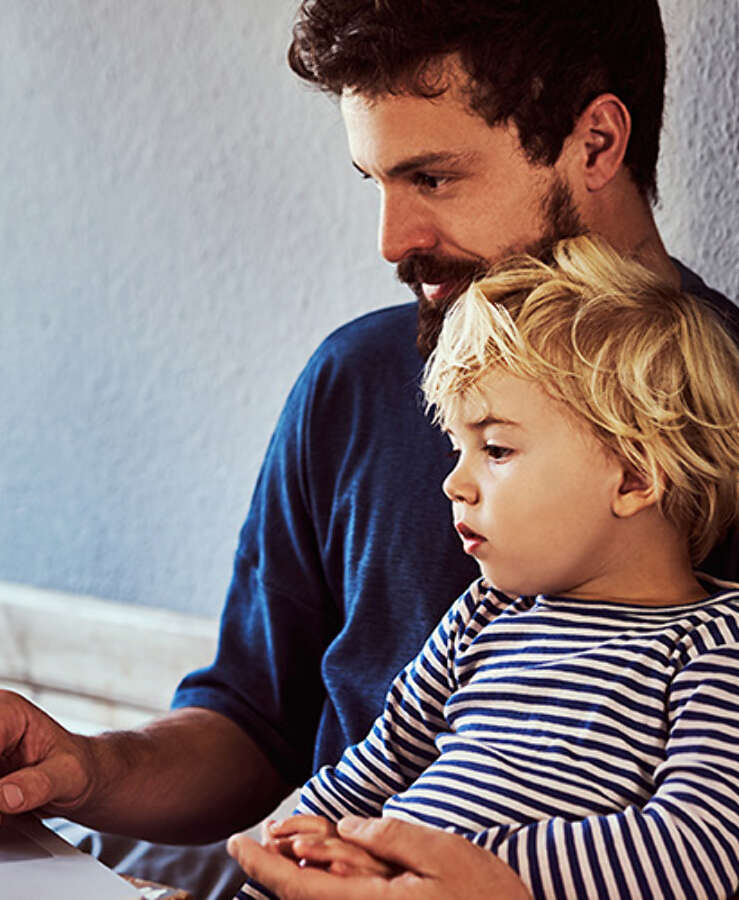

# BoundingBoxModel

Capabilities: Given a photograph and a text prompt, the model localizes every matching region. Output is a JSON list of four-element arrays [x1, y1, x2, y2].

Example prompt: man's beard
[[402, 176, 585, 359]]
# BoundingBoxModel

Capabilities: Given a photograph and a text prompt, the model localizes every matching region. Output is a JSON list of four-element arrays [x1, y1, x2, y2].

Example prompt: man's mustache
[[399, 253, 491, 360], [396, 254, 488, 295]]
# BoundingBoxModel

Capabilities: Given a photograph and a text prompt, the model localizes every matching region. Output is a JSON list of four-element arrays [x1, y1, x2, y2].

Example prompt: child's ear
[[611, 464, 663, 518]]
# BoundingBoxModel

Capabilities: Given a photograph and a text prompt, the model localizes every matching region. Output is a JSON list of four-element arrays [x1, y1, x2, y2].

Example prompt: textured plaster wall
[[656, 0, 738, 293], [1, 1, 736, 616]]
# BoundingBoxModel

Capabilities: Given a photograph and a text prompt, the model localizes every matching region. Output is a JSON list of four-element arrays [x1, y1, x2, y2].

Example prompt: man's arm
[[0, 693, 288, 844]]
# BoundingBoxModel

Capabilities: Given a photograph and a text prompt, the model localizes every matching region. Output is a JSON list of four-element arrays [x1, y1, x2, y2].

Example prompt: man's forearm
[[73, 707, 289, 844]]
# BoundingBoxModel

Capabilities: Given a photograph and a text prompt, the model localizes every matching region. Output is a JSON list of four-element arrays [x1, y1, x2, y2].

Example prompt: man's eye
[[413, 173, 445, 190], [484, 444, 513, 461]]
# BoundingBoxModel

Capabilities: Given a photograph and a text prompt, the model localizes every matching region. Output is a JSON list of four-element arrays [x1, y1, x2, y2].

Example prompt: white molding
[[0, 581, 218, 731]]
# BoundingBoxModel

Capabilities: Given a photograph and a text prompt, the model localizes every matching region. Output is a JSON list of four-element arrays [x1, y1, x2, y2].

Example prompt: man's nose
[[378, 189, 438, 263]]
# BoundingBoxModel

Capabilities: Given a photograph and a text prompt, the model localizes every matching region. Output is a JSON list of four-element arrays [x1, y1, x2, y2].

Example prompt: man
[[1, 1, 736, 898]]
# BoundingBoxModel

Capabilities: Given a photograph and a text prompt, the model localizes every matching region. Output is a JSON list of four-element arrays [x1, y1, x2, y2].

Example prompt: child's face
[[443, 372, 626, 599]]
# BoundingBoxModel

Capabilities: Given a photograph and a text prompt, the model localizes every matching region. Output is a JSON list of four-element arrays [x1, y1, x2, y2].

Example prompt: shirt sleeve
[[294, 588, 482, 821], [171, 346, 339, 786], [479, 645, 739, 900]]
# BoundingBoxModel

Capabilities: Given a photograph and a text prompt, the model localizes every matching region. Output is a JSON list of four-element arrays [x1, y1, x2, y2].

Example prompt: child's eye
[[447, 447, 461, 462], [484, 443, 513, 462]]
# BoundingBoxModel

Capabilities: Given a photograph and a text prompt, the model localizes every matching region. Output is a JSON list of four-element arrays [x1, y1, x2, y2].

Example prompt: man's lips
[[396, 254, 488, 306], [420, 281, 455, 303]]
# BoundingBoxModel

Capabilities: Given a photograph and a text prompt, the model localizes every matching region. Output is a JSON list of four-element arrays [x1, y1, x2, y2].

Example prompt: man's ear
[[611, 463, 663, 519], [570, 94, 631, 193]]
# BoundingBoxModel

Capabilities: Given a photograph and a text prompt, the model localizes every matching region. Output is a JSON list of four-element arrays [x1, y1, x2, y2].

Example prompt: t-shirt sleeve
[[294, 584, 487, 821], [171, 345, 340, 786], [479, 645, 739, 899]]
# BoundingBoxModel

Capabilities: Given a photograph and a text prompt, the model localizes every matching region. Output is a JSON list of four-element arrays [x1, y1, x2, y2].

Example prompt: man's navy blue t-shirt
[[172, 262, 738, 789]]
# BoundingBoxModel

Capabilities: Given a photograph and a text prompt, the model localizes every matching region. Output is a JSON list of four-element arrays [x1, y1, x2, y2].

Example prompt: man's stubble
[[406, 175, 585, 359]]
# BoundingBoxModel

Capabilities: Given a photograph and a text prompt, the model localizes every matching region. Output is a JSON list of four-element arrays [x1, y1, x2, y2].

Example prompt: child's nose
[[442, 462, 478, 505]]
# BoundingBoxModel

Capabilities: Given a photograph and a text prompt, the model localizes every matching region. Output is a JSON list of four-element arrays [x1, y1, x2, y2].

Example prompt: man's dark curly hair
[[288, 0, 666, 202]]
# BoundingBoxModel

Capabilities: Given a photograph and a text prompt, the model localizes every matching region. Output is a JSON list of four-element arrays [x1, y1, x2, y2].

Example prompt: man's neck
[[581, 170, 680, 288]]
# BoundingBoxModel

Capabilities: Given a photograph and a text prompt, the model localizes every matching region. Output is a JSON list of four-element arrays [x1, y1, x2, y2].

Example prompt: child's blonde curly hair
[[422, 234, 739, 564]]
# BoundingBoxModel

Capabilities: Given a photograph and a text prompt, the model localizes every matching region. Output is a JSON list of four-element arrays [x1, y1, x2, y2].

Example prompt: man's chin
[[415, 286, 466, 360]]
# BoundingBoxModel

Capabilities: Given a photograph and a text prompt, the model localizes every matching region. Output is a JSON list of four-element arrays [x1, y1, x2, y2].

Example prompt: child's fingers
[[262, 814, 341, 863], [261, 819, 295, 857], [260, 819, 278, 844], [267, 813, 337, 840], [264, 836, 303, 860], [292, 835, 397, 878]]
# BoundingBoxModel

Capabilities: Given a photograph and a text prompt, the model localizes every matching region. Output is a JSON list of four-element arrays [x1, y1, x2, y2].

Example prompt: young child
[[234, 235, 739, 899]]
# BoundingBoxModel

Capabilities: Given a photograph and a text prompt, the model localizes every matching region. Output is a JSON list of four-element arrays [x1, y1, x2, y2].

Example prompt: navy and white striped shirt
[[242, 578, 739, 899]]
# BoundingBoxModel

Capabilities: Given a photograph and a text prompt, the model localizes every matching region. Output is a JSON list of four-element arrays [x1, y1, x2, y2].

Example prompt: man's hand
[[0, 690, 95, 822], [228, 815, 531, 899], [262, 814, 396, 877], [0, 692, 288, 844]]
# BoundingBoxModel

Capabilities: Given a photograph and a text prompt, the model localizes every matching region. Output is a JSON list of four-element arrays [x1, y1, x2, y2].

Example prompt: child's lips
[[455, 522, 486, 552]]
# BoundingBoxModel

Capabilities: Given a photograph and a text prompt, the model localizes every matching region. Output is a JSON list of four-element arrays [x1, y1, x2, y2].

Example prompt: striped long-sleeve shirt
[[241, 578, 739, 899]]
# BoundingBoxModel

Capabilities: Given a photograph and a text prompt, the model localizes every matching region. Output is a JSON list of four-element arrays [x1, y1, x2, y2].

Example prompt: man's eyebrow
[[352, 151, 479, 180]]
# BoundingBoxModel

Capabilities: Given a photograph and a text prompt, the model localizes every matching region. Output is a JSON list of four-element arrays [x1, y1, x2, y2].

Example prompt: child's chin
[[480, 572, 518, 598], [482, 568, 549, 599]]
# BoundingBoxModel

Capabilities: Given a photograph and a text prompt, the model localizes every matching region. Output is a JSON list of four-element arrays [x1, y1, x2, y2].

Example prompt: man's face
[[341, 79, 583, 356], [443, 373, 624, 601]]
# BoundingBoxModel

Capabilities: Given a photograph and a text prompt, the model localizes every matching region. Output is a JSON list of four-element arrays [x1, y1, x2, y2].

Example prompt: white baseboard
[[0, 581, 218, 733]]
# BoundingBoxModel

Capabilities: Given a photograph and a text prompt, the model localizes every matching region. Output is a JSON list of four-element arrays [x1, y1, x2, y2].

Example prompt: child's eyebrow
[[470, 414, 521, 430], [443, 415, 521, 439]]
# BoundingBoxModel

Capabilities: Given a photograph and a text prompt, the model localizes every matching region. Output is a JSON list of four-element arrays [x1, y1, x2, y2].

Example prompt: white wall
[[656, 0, 738, 292], [1, 1, 736, 616]]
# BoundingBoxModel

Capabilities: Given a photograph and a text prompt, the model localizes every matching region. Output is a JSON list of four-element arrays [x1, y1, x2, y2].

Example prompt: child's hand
[[261, 814, 398, 877], [261, 814, 336, 858]]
